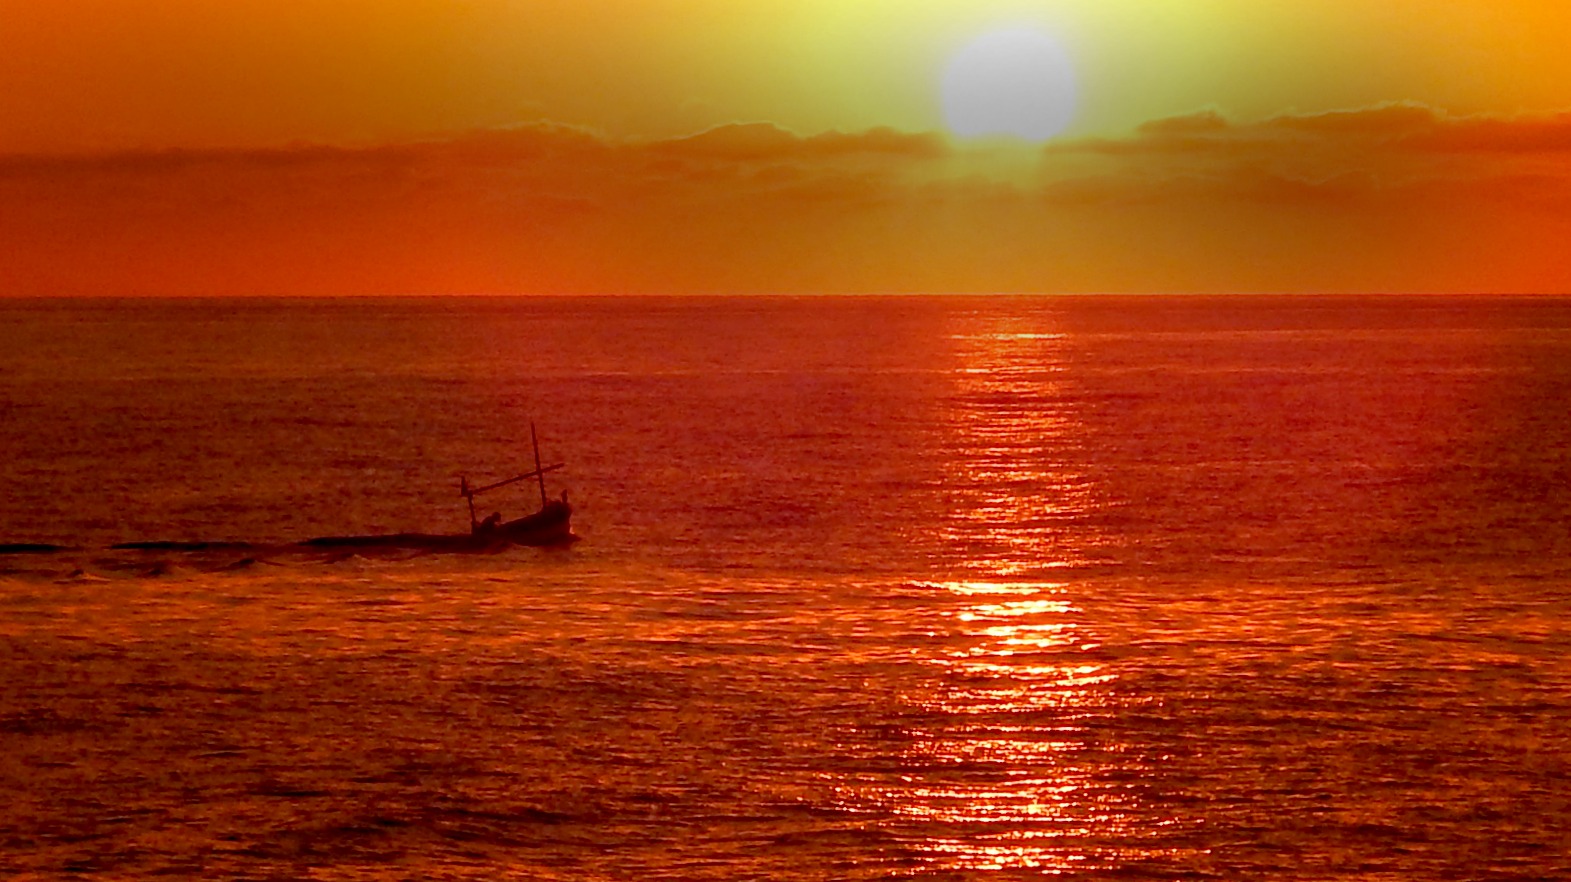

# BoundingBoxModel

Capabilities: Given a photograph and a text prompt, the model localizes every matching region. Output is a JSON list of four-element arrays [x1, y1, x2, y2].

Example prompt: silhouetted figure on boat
[[475, 511, 502, 536]]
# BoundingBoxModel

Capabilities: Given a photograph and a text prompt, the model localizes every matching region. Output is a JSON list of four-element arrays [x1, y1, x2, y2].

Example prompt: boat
[[303, 423, 574, 551]]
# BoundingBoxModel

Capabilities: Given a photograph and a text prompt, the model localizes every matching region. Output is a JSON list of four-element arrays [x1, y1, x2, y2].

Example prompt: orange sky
[[3, 1, 1570, 294]]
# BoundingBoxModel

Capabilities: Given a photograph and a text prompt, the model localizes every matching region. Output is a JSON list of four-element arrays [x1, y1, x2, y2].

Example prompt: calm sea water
[[2, 295, 1569, 879]]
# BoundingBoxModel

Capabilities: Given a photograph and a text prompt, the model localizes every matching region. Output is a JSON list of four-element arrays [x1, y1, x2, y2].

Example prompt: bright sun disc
[[941, 28, 1078, 142]]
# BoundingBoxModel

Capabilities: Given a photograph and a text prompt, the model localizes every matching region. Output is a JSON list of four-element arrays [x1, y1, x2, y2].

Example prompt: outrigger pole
[[458, 423, 564, 530]]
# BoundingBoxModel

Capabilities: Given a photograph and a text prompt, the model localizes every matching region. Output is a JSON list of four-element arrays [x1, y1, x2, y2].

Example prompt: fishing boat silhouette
[[303, 423, 574, 551]]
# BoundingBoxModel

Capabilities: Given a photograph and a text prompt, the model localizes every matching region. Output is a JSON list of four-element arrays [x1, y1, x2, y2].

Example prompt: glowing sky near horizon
[[3, 1, 1570, 294], [5, 0, 1571, 151]]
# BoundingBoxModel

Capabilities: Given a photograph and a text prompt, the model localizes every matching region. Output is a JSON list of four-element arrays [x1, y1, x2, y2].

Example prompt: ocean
[[2, 295, 1569, 879]]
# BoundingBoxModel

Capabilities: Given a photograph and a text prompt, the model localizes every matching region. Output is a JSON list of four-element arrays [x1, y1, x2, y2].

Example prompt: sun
[[940, 27, 1079, 142]]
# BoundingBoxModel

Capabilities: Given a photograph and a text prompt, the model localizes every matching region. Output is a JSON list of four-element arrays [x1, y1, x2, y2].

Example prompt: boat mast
[[531, 422, 548, 507]]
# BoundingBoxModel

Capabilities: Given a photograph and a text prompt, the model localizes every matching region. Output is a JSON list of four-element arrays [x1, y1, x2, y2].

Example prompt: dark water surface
[[2, 295, 1570, 879]]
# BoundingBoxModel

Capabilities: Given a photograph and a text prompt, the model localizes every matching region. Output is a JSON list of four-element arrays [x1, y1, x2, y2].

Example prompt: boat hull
[[496, 499, 574, 546], [303, 500, 574, 551]]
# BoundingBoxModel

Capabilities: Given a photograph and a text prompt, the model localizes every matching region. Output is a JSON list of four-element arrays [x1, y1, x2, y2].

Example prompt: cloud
[[1400, 112, 1571, 154], [3, 109, 1569, 295], [1135, 110, 1232, 137], [651, 122, 946, 162], [1065, 103, 1571, 157], [1265, 103, 1443, 137], [1039, 105, 1571, 218]]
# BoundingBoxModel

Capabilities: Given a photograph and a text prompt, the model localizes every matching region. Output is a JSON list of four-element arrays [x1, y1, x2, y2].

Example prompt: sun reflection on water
[[936, 323, 1112, 578], [845, 318, 1157, 873], [843, 579, 1134, 873]]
